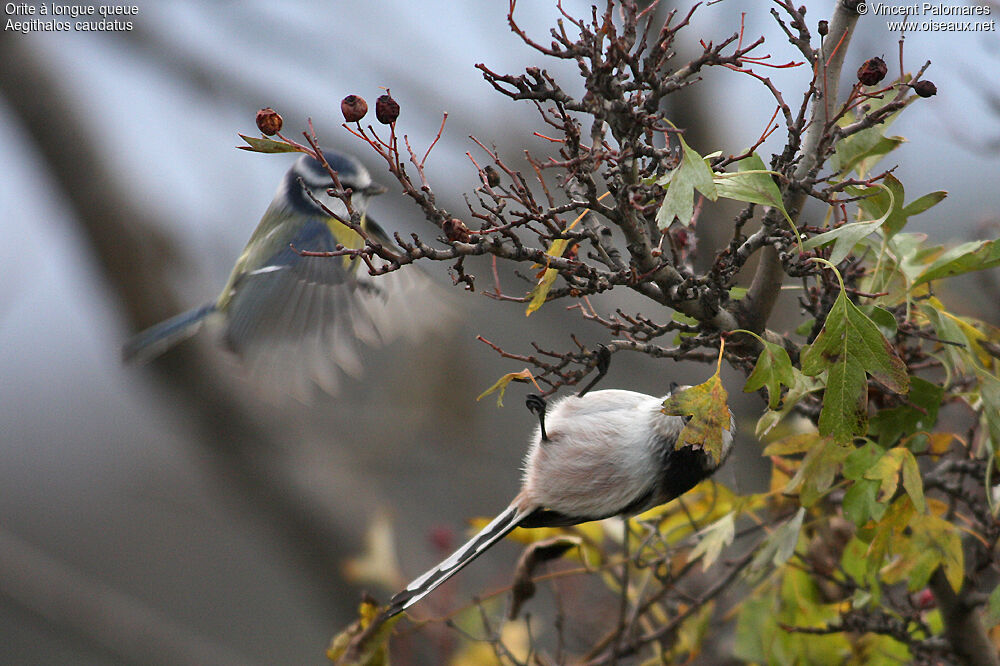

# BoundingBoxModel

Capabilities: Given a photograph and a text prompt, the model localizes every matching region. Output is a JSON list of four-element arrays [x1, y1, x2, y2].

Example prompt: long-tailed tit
[[123, 148, 443, 397], [384, 374, 734, 618]]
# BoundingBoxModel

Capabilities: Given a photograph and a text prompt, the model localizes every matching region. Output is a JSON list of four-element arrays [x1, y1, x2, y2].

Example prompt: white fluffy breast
[[519, 390, 683, 519]]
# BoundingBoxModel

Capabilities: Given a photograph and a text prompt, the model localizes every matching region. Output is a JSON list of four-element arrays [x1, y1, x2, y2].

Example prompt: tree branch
[[739, 0, 863, 333]]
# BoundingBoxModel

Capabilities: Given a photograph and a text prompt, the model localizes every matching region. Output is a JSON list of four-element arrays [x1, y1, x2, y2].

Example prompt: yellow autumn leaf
[[326, 599, 401, 665], [477, 368, 538, 406], [525, 192, 610, 315], [661, 341, 734, 464]]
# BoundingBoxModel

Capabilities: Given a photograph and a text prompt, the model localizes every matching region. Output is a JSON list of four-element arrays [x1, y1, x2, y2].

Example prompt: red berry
[[912, 80, 937, 98], [857, 57, 887, 86], [340, 95, 368, 123], [255, 107, 283, 136], [375, 94, 400, 124], [443, 218, 472, 243], [484, 165, 501, 188]]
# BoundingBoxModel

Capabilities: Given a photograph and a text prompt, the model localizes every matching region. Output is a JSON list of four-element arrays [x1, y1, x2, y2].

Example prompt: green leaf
[[843, 441, 885, 481], [728, 286, 748, 300], [913, 239, 1000, 286], [656, 136, 717, 229], [787, 437, 851, 507], [688, 513, 735, 571], [985, 583, 1000, 628], [712, 153, 783, 209], [843, 479, 886, 525], [743, 339, 795, 409], [902, 190, 948, 217], [750, 507, 805, 572], [863, 447, 904, 501], [919, 301, 976, 374], [976, 368, 1000, 457], [801, 182, 894, 264], [800, 277, 909, 442], [237, 133, 299, 153], [849, 174, 943, 238], [862, 305, 898, 334], [713, 153, 799, 241], [795, 317, 816, 337], [869, 377, 943, 447], [833, 134, 906, 177], [899, 448, 926, 514], [862, 447, 925, 513], [831, 89, 911, 176], [802, 219, 884, 266]]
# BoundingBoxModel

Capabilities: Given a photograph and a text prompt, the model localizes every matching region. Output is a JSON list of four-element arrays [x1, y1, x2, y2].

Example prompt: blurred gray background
[[1, 1, 997, 664]]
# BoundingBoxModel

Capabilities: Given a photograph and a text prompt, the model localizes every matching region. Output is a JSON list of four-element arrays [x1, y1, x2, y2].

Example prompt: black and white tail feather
[[385, 505, 529, 618]]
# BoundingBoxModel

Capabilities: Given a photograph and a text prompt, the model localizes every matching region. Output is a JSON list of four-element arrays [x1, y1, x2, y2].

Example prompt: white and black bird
[[123, 148, 443, 397], [384, 360, 734, 618]]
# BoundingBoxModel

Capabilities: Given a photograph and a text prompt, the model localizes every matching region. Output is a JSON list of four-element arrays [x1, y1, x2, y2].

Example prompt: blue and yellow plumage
[[124, 149, 443, 397]]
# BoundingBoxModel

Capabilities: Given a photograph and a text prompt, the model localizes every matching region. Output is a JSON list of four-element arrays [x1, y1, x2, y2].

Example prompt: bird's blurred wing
[[354, 214, 456, 345], [222, 216, 381, 398], [222, 215, 452, 398]]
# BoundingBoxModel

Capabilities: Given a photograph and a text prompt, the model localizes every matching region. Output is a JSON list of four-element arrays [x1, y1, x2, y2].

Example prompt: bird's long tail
[[385, 505, 527, 618], [122, 304, 218, 364]]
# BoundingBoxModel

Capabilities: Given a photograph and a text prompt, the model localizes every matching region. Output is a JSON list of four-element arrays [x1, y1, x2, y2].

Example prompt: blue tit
[[124, 149, 442, 397]]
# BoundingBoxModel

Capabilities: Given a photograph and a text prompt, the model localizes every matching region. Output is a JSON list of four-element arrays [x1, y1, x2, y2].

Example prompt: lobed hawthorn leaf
[[783, 436, 850, 507], [843, 478, 886, 526], [656, 135, 717, 229], [881, 513, 963, 593], [688, 512, 735, 571], [749, 507, 805, 573], [800, 286, 909, 443], [743, 338, 795, 409], [863, 447, 926, 513], [661, 368, 733, 465]]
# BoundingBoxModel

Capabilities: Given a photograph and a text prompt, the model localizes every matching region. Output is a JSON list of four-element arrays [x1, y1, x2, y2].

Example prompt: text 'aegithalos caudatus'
[[384, 356, 734, 618]]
